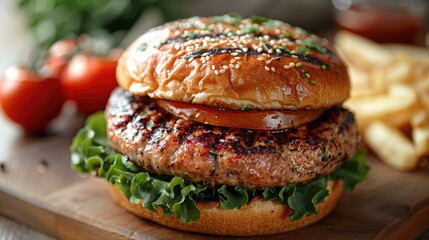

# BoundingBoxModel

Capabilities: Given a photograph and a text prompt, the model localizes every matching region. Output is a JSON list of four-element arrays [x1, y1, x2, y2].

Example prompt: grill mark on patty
[[107, 88, 359, 188], [181, 47, 329, 67]]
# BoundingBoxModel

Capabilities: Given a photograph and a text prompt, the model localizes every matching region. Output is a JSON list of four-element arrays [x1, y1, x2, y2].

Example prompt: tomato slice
[[157, 100, 323, 130]]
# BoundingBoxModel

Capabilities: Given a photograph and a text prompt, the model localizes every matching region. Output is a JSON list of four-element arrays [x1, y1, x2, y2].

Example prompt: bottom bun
[[108, 179, 343, 236]]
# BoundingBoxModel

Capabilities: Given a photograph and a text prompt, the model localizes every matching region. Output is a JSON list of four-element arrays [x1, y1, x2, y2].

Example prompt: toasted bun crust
[[117, 16, 349, 110], [108, 179, 343, 236]]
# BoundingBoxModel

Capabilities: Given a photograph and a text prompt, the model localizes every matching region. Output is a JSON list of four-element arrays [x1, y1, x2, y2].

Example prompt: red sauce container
[[333, 0, 426, 44]]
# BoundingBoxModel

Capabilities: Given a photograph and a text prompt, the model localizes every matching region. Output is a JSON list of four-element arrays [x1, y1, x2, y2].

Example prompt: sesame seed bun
[[108, 179, 343, 236], [116, 16, 350, 110]]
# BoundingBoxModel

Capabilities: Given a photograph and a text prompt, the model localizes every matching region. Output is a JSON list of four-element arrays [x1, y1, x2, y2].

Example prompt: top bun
[[117, 15, 349, 110]]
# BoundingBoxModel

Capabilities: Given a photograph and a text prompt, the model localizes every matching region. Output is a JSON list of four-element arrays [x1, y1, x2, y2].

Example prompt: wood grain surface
[[0, 109, 429, 239]]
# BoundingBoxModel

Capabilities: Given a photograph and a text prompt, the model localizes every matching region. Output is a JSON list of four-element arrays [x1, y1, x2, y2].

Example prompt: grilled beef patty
[[106, 88, 359, 188]]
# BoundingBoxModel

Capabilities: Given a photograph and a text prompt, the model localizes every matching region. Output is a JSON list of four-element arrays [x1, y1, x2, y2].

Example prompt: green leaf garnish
[[241, 105, 253, 111], [297, 38, 328, 54], [70, 113, 369, 222], [332, 149, 369, 191], [218, 185, 250, 209], [250, 15, 268, 24]]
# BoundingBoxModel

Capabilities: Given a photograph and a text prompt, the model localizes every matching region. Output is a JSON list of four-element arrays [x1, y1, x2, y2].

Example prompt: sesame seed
[[243, 47, 249, 52], [284, 65, 289, 69], [257, 47, 263, 53], [265, 66, 270, 71], [257, 57, 263, 61], [276, 49, 282, 54], [268, 49, 273, 54], [205, 56, 210, 61], [231, 52, 239, 56], [289, 62, 295, 67], [230, 59, 236, 63], [222, 65, 229, 69], [220, 69, 226, 74], [271, 67, 276, 72], [211, 65, 216, 70], [229, 64, 234, 68], [187, 57, 194, 63], [234, 56, 241, 60], [265, 60, 272, 64], [202, 53, 209, 57], [221, 50, 227, 53], [214, 69, 219, 75], [236, 50, 242, 53], [235, 64, 240, 69]]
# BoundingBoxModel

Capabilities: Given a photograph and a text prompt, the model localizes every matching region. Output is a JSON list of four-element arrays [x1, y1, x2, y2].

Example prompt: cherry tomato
[[0, 65, 65, 133], [156, 100, 323, 130], [45, 39, 77, 77], [60, 52, 119, 115]]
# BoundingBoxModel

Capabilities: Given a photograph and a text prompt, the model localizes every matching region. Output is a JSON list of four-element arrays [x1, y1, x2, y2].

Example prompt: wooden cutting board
[[0, 110, 428, 240]]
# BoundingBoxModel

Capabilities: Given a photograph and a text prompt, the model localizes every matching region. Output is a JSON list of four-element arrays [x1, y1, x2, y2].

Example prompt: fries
[[364, 121, 418, 171], [336, 31, 429, 171]]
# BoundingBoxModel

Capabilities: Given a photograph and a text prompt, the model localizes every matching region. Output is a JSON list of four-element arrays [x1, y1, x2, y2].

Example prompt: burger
[[71, 14, 369, 236]]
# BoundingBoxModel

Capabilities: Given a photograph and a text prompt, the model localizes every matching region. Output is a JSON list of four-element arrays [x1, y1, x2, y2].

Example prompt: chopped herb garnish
[[297, 46, 311, 55], [250, 15, 268, 24], [284, 32, 296, 41], [227, 12, 242, 19], [295, 62, 302, 67], [302, 69, 309, 77], [241, 105, 252, 111], [322, 64, 330, 70], [263, 19, 280, 28], [320, 146, 326, 154], [186, 17, 200, 26], [209, 151, 219, 158], [330, 138, 336, 143], [137, 43, 148, 51], [295, 27, 308, 36], [243, 25, 260, 34], [146, 120, 153, 129], [297, 38, 327, 54], [262, 42, 271, 51], [335, 69, 341, 75], [278, 46, 290, 54], [189, 116, 196, 121], [140, 110, 148, 116], [310, 80, 317, 85], [321, 153, 329, 161]]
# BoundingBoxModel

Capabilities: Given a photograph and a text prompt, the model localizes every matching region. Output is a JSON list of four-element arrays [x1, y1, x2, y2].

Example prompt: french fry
[[345, 85, 418, 128], [387, 44, 429, 66], [364, 121, 419, 171], [336, 31, 429, 171], [370, 60, 412, 85], [335, 31, 393, 70], [411, 111, 429, 158]]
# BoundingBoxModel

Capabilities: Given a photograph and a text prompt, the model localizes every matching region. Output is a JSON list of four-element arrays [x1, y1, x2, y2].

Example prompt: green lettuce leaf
[[70, 112, 370, 223], [331, 150, 369, 191]]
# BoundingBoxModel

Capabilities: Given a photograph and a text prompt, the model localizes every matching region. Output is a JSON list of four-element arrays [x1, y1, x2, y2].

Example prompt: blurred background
[[1, 0, 428, 74]]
